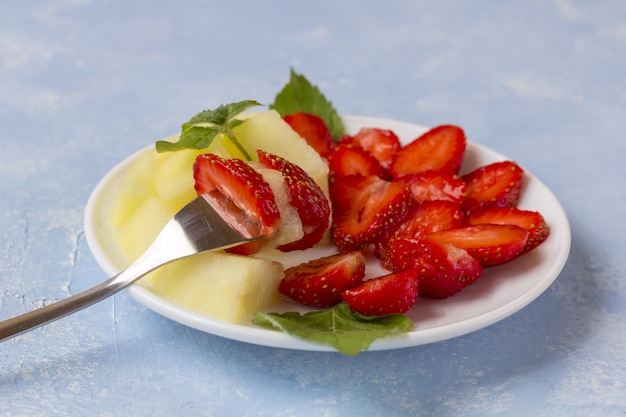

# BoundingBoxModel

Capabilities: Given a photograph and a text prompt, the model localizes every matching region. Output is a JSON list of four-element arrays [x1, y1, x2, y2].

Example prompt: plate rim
[[83, 115, 571, 352]]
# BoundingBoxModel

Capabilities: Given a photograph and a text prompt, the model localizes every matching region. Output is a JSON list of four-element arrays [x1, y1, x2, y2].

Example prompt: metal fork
[[0, 191, 262, 342]]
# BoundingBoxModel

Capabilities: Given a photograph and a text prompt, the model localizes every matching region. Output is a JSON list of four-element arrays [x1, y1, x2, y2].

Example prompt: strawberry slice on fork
[[193, 153, 281, 255], [257, 150, 331, 251]]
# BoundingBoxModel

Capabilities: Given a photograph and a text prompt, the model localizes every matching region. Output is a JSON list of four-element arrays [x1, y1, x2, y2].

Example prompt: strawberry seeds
[[194, 116, 550, 317]]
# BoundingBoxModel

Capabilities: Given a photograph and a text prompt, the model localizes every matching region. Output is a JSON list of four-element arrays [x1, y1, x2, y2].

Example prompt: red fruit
[[397, 171, 466, 205], [390, 125, 466, 177], [257, 150, 331, 251], [380, 237, 482, 299], [342, 269, 419, 316], [413, 240, 483, 299], [327, 143, 385, 180], [279, 251, 366, 308], [377, 200, 463, 261], [424, 224, 529, 267], [395, 200, 463, 237], [378, 235, 418, 272], [193, 153, 280, 255], [330, 175, 414, 252], [339, 127, 401, 169], [283, 112, 334, 158], [461, 160, 524, 214], [464, 207, 550, 254]]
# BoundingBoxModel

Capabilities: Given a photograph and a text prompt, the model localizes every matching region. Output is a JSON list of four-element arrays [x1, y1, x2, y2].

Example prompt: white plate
[[84, 115, 571, 352]]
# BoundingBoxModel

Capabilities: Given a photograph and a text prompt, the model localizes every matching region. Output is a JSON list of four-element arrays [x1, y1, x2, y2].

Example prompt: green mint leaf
[[270, 68, 345, 141], [155, 125, 220, 152], [155, 100, 262, 156], [253, 302, 413, 356], [186, 100, 262, 126]]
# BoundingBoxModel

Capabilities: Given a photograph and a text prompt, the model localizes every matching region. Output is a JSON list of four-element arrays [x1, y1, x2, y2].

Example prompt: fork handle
[[0, 193, 257, 342], [0, 257, 160, 342]]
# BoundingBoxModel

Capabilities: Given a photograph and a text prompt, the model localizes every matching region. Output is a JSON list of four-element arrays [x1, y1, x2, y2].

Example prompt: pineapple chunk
[[149, 252, 284, 323], [153, 148, 205, 212], [234, 110, 330, 197], [111, 132, 245, 261], [209, 132, 250, 160], [153, 133, 243, 212], [115, 195, 176, 261], [109, 148, 160, 228]]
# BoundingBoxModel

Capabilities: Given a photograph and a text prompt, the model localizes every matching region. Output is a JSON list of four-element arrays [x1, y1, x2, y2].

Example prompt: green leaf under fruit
[[155, 100, 262, 158], [253, 302, 414, 356], [270, 68, 345, 141]]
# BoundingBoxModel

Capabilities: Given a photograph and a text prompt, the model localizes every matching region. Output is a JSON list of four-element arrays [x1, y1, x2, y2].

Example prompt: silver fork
[[0, 191, 262, 342]]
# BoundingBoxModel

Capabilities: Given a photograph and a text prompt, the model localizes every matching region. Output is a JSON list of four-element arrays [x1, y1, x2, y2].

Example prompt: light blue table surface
[[1, 1, 625, 416]]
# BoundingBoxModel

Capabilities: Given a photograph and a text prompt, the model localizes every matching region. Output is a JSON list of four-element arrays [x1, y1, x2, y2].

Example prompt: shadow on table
[[200, 221, 607, 415], [1, 218, 608, 416]]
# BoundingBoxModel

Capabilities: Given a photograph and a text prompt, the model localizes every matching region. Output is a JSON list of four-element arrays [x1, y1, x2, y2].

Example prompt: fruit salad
[[108, 69, 550, 354]]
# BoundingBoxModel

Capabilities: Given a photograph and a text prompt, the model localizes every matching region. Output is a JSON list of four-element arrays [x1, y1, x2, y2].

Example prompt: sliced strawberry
[[377, 200, 463, 261], [394, 200, 463, 238], [342, 269, 419, 316], [464, 207, 550, 254], [257, 150, 331, 251], [379, 235, 421, 272], [424, 224, 529, 267], [327, 143, 385, 180], [417, 241, 482, 299], [283, 112, 334, 158], [380, 237, 482, 299], [390, 125, 466, 177], [339, 127, 401, 169], [330, 175, 414, 252], [279, 251, 366, 308], [193, 154, 281, 255], [397, 171, 466, 205], [461, 160, 524, 214]]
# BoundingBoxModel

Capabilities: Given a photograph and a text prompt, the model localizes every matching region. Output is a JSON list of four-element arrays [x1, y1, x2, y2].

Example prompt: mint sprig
[[155, 100, 262, 159], [253, 302, 413, 356], [270, 68, 345, 141]]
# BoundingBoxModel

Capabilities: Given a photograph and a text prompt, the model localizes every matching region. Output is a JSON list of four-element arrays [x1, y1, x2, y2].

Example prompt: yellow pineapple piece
[[110, 131, 244, 258], [209, 132, 250, 160], [114, 196, 176, 262], [153, 148, 205, 212], [153, 133, 244, 212], [233, 110, 330, 197], [149, 252, 284, 323], [108, 148, 160, 228]]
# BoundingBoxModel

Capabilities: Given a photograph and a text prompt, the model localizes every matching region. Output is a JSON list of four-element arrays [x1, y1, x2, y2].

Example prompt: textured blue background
[[1, 1, 625, 416]]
